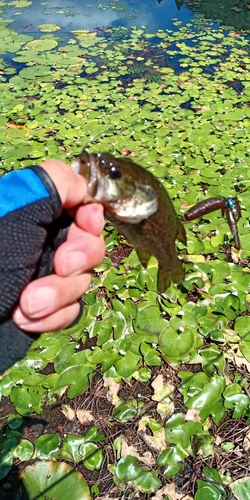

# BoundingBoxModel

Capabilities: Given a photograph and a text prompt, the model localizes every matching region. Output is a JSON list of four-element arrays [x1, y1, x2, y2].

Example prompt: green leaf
[[135, 305, 167, 334], [115, 455, 141, 481], [26, 38, 58, 51], [231, 477, 250, 500], [0, 451, 13, 480], [10, 384, 46, 415], [19, 461, 91, 499], [157, 446, 186, 477], [200, 345, 226, 376], [240, 342, 250, 363], [56, 435, 86, 463], [7, 414, 23, 429], [223, 384, 250, 418], [179, 373, 226, 424], [55, 365, 93, 397], [84, 426, 104, 443], [235, 317, 250, 341], [35, 434, 60, 460], [195, 482, 226, 500], [37, 24, 61, 32], [54, 343, 77, 373], [79, 443, 103, 470], [144, 348, 162, 366], [113, 400, 137, 422], [13, 439, 34, 461], [203, 467, 223, 483], [133, 470, 162, 493], [115, 350, 141, 378], [19, 66, 52, 80]]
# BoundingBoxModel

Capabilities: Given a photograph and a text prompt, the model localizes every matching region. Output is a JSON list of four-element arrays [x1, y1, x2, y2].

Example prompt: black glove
[[0, 165, 73, 373]]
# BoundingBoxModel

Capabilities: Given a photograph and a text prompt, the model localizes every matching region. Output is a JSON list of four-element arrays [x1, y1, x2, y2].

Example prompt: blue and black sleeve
[[0, 166, 72, 373]]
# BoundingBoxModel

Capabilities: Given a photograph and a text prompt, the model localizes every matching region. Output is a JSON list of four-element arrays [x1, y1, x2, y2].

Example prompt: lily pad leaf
[[13, 439, 34, 461], [19, 461, 90, 499], [35, 434, 60, 460], [133, 469, 162, 493], [231, 477, 250, 500], [113, 400, 138, 423], [55, 365, 93, 398], [79, 442, 103, 471], [37, 24, 61, 32], [115, 455, 141, 481], [26, 38, 58, 51]]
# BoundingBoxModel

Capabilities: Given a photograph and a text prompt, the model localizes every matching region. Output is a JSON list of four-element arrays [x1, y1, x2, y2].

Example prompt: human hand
[[13, 159, 105, 333]]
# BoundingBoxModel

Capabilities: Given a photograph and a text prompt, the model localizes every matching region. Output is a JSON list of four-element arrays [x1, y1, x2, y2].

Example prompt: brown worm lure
[[184, 197, 241, 250]]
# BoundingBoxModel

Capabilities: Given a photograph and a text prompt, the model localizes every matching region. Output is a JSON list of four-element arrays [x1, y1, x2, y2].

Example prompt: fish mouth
[[74, 149, 99, 200]]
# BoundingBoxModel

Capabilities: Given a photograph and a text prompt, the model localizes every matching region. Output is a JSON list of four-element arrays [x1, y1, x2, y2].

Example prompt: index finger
[[40, 159, 89, 209]]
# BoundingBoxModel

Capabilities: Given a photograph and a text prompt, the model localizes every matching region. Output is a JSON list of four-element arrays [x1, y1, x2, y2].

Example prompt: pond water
[[2, 0, 249, 38], [0, 0, 249, 196], [1, 0, 194, 35]]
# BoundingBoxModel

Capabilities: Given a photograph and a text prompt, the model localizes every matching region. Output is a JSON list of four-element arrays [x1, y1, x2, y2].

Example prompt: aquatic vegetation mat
[[0, 9, 250, 500]]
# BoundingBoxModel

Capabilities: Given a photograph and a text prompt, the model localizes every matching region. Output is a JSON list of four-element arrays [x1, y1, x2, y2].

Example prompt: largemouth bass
[[72, 151, 186, 292]]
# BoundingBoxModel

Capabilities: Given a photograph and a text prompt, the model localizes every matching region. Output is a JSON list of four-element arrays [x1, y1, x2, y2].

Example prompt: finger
[[54, 227, 105, 276], [13, 302, 81, 332], [74, 203, 105, 236], [17, 274, 92, 319], [40, 160, 89, 208]]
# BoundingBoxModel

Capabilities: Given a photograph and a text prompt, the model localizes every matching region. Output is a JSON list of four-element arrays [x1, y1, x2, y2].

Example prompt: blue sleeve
[[0, 168, 50, 218]]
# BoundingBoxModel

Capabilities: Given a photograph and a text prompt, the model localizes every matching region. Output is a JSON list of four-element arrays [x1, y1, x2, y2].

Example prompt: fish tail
[[176, 218, 187, 245], [157, 259, 185, 293]]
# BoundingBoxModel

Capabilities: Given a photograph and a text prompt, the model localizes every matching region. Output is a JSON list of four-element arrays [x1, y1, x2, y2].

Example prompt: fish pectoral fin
[[176, 218, 187, 245], [157, 260, 185, 293], [137, 249, 150, 268]]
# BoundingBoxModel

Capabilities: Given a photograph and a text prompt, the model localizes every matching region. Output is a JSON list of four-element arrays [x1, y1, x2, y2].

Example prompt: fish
[[72, 150, 187, 292], [184, 196, 241, 250]]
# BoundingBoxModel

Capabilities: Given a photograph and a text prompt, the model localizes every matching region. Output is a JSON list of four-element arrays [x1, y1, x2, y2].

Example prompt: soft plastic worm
[[184, 198, 226, 221], [184, 197, 241, 249]]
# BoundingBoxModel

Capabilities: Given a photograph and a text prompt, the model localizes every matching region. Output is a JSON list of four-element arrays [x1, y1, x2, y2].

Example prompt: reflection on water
[[2, 0, 249, 45], [1, 0, 194, 35], [182, 0, 250, 31]]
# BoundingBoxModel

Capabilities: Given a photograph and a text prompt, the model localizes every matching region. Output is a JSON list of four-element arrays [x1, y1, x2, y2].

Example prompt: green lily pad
[[133, 469, 162, 493], [37, 24, 61, 32], [55, 365, 93, 398], [231, 477, 250, 500], [115, 455, 141, 481], [19, 461, 90, 499], [79, 442, 103, 471], [113, 400, 138, 422], [35, 434, 60, 460], [26, 38, 58, 51], [13, 439, 34, 461]]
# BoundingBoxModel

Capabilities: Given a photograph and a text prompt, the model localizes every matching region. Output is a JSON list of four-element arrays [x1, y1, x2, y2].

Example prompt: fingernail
[[13, 307, 30, 327], [62, 251, 87, 276], [25, 287, 57, 317]]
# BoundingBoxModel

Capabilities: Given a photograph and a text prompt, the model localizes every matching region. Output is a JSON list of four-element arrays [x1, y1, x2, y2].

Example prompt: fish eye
[[109, 163, 121, 179]]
